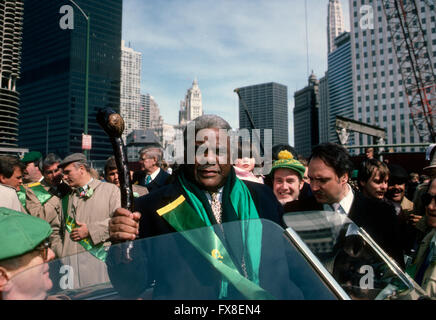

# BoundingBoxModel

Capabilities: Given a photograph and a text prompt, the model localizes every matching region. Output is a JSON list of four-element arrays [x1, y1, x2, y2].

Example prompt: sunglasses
[[422, 193, 436, 207], [35, 238, 51, 260]]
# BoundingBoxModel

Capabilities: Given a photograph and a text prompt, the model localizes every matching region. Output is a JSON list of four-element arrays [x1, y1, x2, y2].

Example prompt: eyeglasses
[[35, 239, 51, 260], [422, 193, 436, 207]]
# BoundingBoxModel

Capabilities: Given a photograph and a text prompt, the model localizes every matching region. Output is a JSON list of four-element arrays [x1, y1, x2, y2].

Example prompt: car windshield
[[5, 219, 345, 300], [283, 210, 428, 300]]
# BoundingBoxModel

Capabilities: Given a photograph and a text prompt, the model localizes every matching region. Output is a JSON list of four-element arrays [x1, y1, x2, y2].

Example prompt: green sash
[[17, 182, 53, 210], [156, 171, 274, 300], [17, 186, 26, 209], [62, 196, 108, 262]]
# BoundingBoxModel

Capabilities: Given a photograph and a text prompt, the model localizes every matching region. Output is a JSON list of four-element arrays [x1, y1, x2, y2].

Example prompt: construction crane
[[382, 0, 436, 142]]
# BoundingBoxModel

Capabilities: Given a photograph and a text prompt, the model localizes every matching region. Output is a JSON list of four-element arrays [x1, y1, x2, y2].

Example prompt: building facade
[[0, 0, 23, 149], [179, 79, 203, 125], [327, 31, 354, 147], [18, 0, 122, 160], [350, 0, 435, 152], [327, 0, 346, 54], [318, 73, 329, 143], [237, 82, 288, 147], [121, 40, 142, 142], [293, 74, 319, 158]]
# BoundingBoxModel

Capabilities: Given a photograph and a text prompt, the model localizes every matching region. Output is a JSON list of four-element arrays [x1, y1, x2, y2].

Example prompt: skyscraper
[[18, 0, 122, 160], [237, 82, 288, 147], [327, 0, 346, 54], [294, 73, 319, 158], [121, 40, 142, 141], [327, 31, 353, 146], [318, 73, 329, 143], [0, 0, 23, 149], [179, 79, 203, 125], [350, 0, 435, 152]]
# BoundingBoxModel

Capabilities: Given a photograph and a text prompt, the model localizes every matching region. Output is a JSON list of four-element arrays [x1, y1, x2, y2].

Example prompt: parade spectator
[[0, 208, 55, 300], [20, 151, 43, 184], [365, 147, 375, 160], [413, 144, 436, 219], [25, 153, 70, 218], [132, 146, 170, 193], [410, 177, 436, 298], [406, 172, 420, 201], [106, 115, 305, 299], [268, 150, 305, 205], [21, 153, 69, 255], [233, 143, 264, 184], [284, 142, 404, 268], [357, 158, 390, 201], [384, 163, 417, 256], [298, 158, 310, 185], [104, 156, 148, 197], [0, 156, 25, 212], [55, 153, 120, 288], [385, 164, 413, 215], [234, 156, 264, 184], [266, 144, 312, 201]]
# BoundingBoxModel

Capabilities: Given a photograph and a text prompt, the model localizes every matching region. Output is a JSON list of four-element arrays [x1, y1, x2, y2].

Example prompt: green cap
[[21, 151, 42, 164], [270, 150, 306, 179], [0, 207, 52, 261]]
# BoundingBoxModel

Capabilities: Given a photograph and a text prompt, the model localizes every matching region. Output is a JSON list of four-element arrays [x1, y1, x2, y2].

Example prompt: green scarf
[[157, 168, 274, 299]]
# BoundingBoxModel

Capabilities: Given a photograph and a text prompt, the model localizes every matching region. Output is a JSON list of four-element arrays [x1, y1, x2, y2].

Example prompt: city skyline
[[122, 0, 350, 145]]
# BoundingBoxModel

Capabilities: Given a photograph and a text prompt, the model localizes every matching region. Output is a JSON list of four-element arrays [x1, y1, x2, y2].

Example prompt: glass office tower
[[18, 0, 122, 160]]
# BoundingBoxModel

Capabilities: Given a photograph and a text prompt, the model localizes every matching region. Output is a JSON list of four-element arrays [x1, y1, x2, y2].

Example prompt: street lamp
[[68, 0, 90, 159]]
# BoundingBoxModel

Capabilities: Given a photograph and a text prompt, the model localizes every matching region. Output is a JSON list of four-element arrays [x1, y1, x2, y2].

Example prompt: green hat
[[270, 150, 306, 179], [21, 151, 42, 164], [0, 207, 52, 261]]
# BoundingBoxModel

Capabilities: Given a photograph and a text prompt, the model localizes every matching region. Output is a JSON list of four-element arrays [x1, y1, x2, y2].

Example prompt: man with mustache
[[284, 142, 404, 268], [106, 115, 319, 300], [385, 163, 413, 215]]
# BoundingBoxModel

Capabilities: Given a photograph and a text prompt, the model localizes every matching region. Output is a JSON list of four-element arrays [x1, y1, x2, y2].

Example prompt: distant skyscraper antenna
[[305, 0, 310, 78]]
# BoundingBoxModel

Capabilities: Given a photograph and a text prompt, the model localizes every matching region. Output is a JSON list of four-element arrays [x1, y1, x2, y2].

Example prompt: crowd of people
[[0, 114, 435, 299]]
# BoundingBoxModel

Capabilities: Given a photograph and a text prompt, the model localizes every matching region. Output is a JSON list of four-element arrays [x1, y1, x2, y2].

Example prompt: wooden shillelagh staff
[[96, 108, 135, 259]]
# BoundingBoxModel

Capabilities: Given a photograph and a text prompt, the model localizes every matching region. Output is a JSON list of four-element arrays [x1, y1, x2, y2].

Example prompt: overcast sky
[[122, 0, 350, 144]]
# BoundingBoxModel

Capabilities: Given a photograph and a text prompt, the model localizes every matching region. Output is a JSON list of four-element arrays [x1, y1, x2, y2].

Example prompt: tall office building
[[350, 0, 435, 152], [139, 93, 151, 129], [327, 0, 346, 53], [237, 82, 288, 147], [121, 40, 142, 141], [0, 0, 23, 148], [18, 0, 122, 160], [294, 73, 319, 158], [179, 79, 202, 125], [318, 73, 329, 143], [327, 31, 354, 146]]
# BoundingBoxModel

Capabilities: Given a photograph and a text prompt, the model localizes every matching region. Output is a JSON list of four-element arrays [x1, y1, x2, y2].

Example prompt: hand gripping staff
[[96, 108, 135, 260]]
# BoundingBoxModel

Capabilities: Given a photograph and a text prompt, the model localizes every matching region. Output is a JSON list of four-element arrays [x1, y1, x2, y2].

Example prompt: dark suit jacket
[[132, 169, 170, 193], [106, 178, 337, 299], [284, 191, 405, 268]]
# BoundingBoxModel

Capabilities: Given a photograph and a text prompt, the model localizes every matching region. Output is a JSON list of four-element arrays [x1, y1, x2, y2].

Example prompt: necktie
[[331, 203, 344, 214], [145, 175, 151, 184], [77, 186, 87, 198], [210, 192, 222, 224]]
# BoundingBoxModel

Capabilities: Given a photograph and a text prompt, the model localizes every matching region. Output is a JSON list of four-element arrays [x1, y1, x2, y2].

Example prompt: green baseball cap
[[21, 151, 42, 164], [0, 207, 52, 261], [270, 150, 306, 179]]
